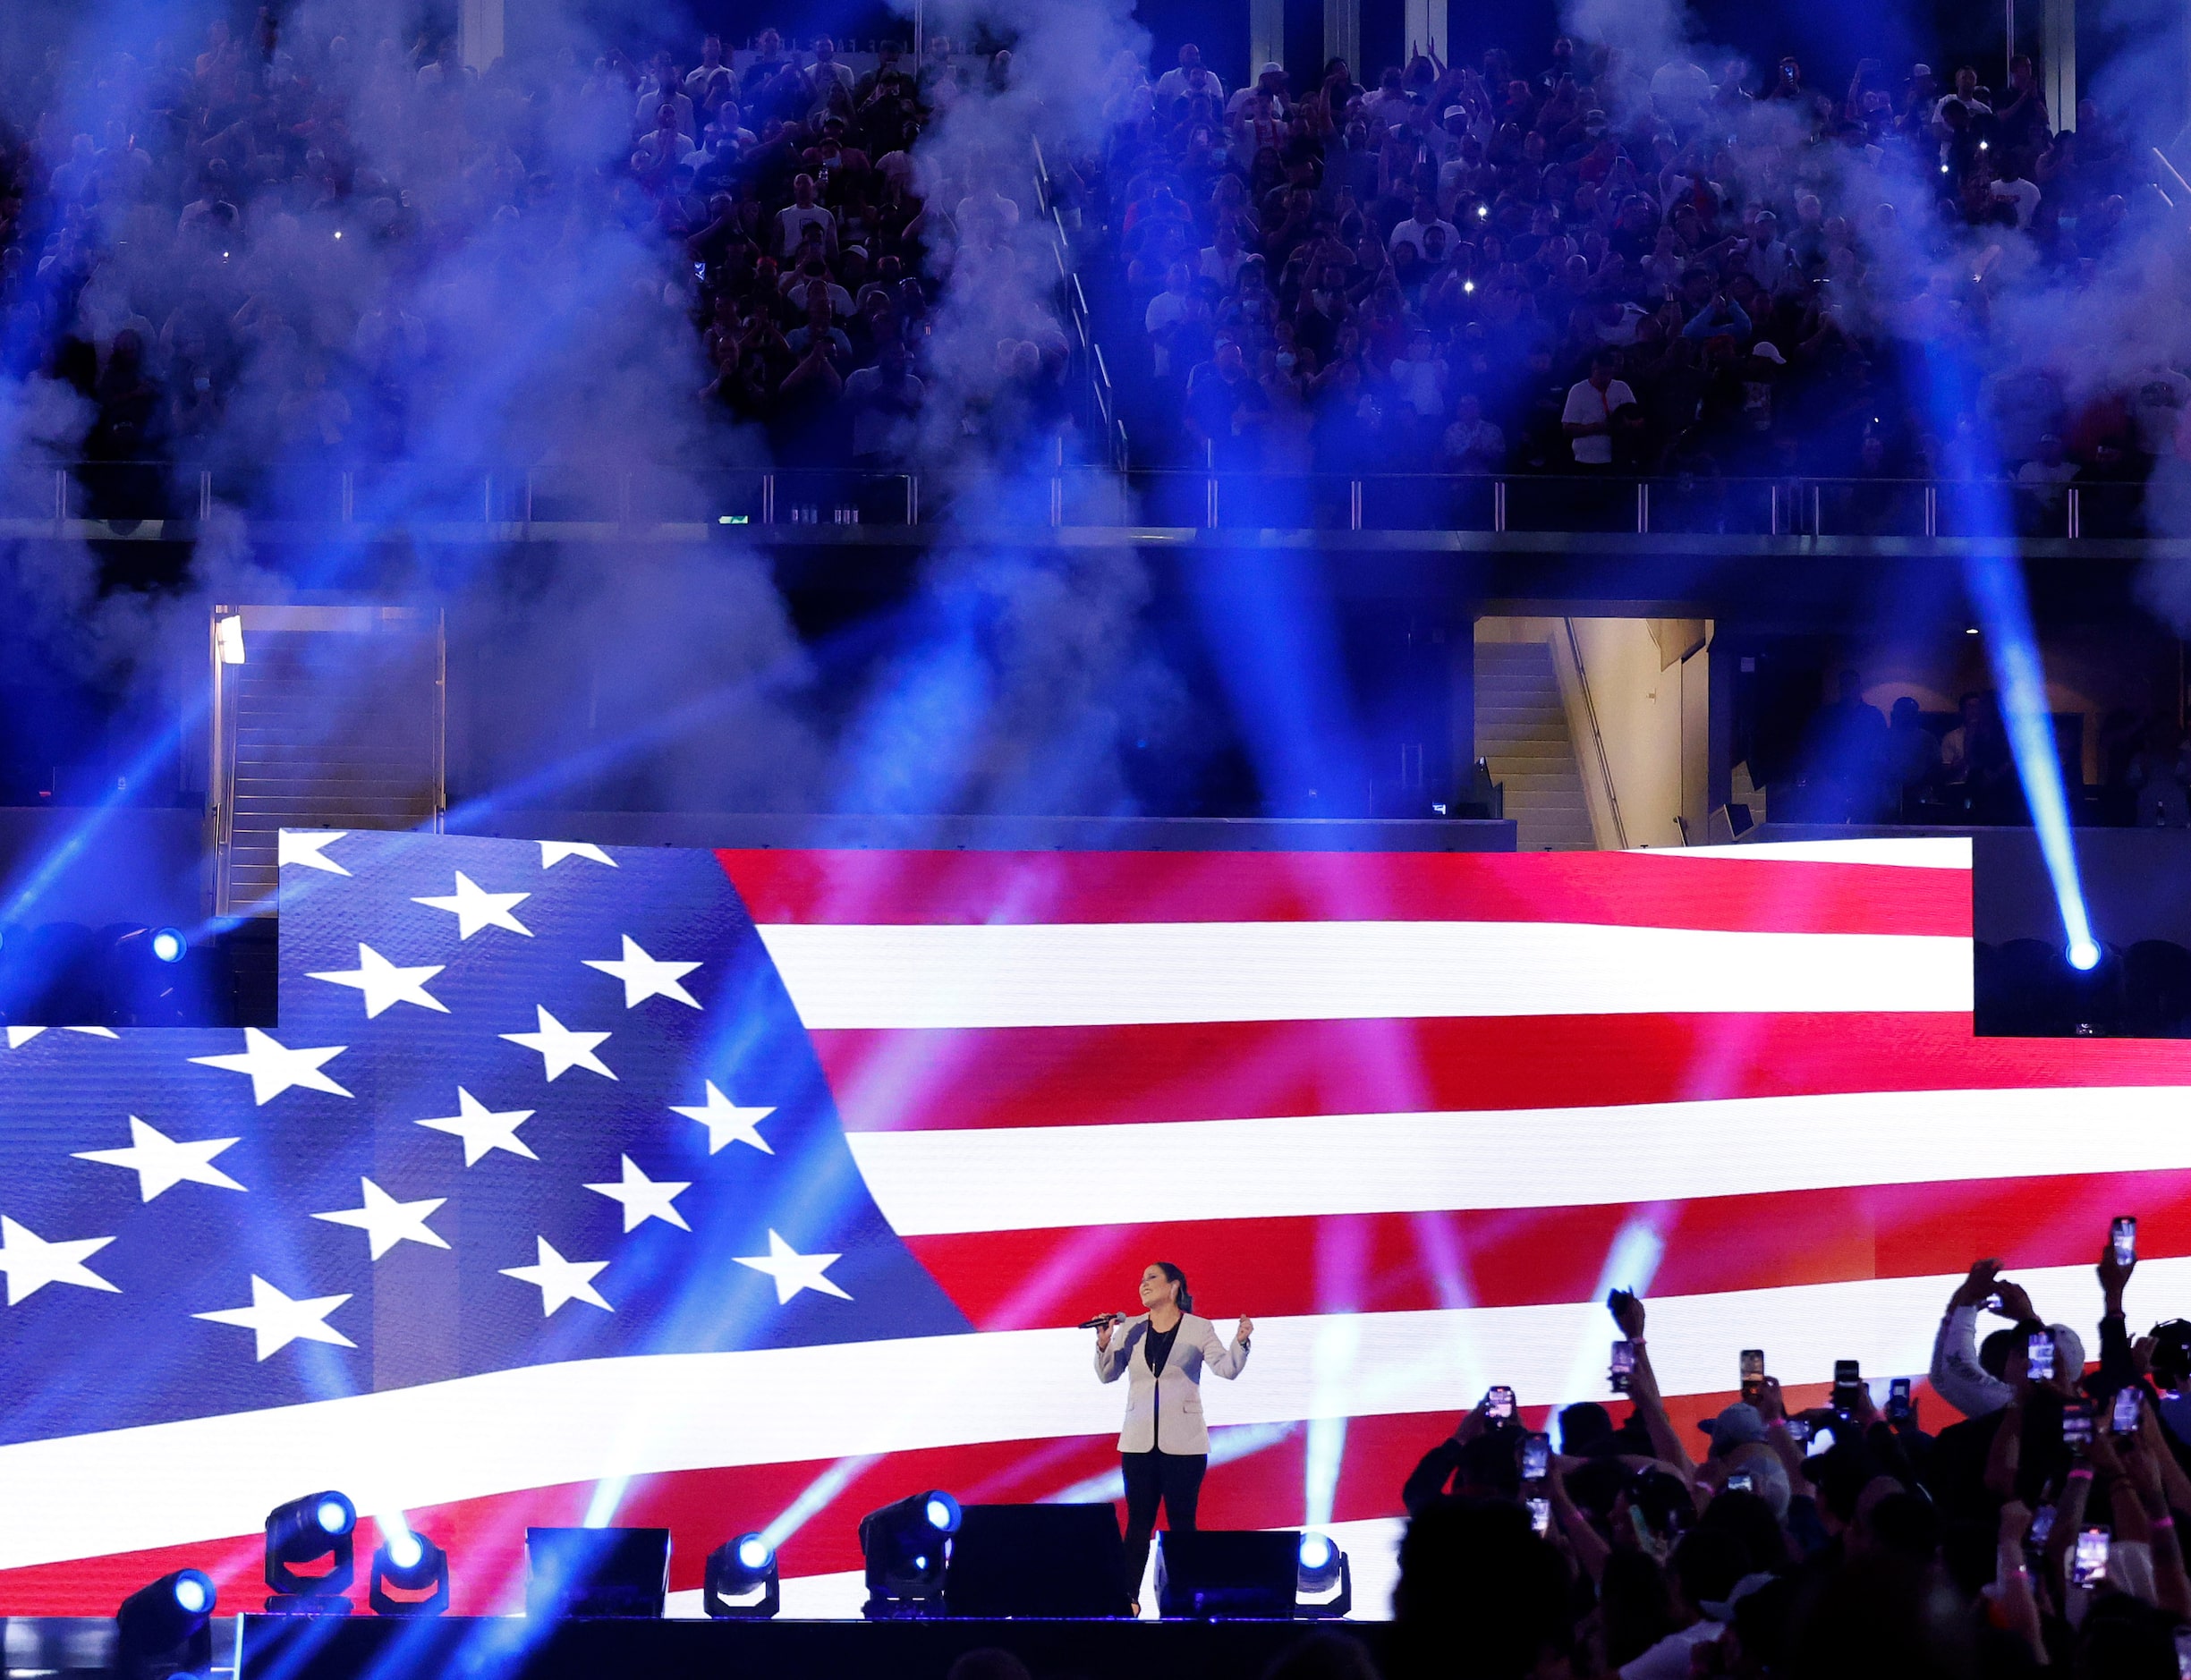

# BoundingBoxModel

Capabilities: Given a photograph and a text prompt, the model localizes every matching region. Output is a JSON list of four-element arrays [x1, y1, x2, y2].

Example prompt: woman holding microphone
[[1093, 1261, 1254, 1611]]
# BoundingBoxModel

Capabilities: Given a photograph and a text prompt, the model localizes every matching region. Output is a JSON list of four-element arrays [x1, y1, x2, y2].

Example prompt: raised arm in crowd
[[1389, 1218, 2191, 1676]]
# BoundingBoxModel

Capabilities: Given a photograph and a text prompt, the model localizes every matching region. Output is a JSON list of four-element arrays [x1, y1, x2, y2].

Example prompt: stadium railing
[[1, 464, 2157, 541]]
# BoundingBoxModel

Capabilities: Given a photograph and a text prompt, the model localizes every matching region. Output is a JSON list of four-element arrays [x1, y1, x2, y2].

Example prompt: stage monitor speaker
[[524, 1527, 670, 1618], [944, 1504, 1131, 1617], [1156, 1529, 1300, 1619]]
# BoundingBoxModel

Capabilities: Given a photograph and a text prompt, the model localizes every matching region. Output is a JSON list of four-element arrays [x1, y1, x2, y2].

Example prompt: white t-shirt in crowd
[[1561, 377, 1636, 464], [1144, 289, 1190, 335], [1198, 244, 1249, 288], [1225, 85, 1286, 120], [777, 202, 836, 255], [1390, 356, 1448, 416], [1388, 216, 1460, 259], [1145, 290, 1194, 374], [1991, 176, 2041, 228], [1153, 66, 1226, 106]]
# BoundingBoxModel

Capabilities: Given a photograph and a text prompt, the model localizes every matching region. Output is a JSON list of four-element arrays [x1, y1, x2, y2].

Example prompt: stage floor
[[231, 1611, 1393, 1680]]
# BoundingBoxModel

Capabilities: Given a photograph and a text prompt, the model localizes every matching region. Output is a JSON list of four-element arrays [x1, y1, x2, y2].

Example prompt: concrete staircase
[[213, 605, 443, 916], [1475, 640, 1595, 851]]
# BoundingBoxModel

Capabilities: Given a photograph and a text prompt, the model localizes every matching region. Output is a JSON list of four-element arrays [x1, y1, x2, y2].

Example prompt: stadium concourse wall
[[446, 813, 1518, 852]]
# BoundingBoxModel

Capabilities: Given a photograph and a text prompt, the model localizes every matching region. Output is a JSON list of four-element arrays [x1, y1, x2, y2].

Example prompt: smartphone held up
[[2072, 1527, 2110, 1587], [1739, 1349, 1764, 1404], [1830, 1359, 1863, 1415], [2063, 1401, 2095, 1450], [1609, 1340, 1636, 1394], [1522, 1431, 1550, 1481], [2027, 1331, 2056, 1382]]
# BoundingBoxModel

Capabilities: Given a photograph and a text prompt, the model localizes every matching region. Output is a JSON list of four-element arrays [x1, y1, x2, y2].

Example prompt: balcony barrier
[[5, 462, 2156, 541]]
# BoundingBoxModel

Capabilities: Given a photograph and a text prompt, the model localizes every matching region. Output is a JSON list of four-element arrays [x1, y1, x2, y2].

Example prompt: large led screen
[[4, 831, 2183, 1617]]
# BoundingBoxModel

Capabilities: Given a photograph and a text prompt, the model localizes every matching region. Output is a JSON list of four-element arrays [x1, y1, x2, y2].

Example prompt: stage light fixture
[[98, 923, 197, 1026], [369, 1526, 449, 1617], [1295, 1531, 1354, 1618], [115, 1569, 216, 1680], [702, 1532, 780, 1618], [2068, 938, 2102, 972], [264, 1489, 356, 1611], [857, 1489, 962, 1619], [217, 615, 245, 665]]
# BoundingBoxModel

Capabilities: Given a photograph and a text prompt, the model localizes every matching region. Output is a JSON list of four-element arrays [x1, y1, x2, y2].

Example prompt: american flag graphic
[[4, 831, 2190, 1616]]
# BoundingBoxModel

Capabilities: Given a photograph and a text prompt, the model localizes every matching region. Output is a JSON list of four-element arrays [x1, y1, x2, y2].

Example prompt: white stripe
[[1644, 838, 1974, 870], [845, 1085, 2191, 1235], [756, 922, 1971, 1030], [1, 1257, 2169, 1572]]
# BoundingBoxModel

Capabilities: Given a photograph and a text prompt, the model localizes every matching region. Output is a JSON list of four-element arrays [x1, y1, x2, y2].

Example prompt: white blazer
[[1093, 1312, 1249, 1455]]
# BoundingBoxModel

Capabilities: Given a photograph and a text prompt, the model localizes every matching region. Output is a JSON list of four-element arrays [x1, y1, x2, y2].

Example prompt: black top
[[1144, 1319, 1181, 1379]]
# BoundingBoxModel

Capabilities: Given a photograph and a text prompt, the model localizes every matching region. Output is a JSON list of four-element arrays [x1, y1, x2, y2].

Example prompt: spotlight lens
[[2068, 939, 2102, 972], [386, 1532, 422, 1570], [912, 1554, 929, 1571], [173, 1573, 212, 1615], [150, 929, 186, 963], [736, 1535, 771, 1573], [317, 1497, 352, 1535], [1299, 1532, 1334, 1570], [922, 1492, 960, 1532]]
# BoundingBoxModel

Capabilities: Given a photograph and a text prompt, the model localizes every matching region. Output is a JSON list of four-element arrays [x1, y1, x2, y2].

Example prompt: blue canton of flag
[[0, 831, 971, 1449]]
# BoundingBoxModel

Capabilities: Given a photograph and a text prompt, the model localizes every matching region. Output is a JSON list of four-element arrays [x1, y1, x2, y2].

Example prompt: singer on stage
[[1092, 1261, 1253, 1611]]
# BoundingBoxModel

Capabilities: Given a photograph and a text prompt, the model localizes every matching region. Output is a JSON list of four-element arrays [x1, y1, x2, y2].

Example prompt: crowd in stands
[[1784, 674, 2026, 824], [1367, 1236, 2191, 1677], [0, 17, 1072, 501], [1780, 674, 2191, 827], [1098, 36, 2184, 509], [5, 17, 2187, 514]]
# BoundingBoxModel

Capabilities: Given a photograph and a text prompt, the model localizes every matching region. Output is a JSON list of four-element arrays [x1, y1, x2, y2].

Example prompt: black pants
[[1120, 1448, 1206, 1603]]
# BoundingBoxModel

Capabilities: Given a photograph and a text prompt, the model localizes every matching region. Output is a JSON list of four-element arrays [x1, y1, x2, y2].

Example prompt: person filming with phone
[[1402, 1385, 1529, 1514], [1092, 1262, 1253, 1611], [1931, 1256, 2088, 1421]]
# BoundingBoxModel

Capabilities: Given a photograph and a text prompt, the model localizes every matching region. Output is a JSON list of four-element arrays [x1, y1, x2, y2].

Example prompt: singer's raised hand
[[1097, 1319, 1114, 1353], [1237, 1315, 1254, 1344]]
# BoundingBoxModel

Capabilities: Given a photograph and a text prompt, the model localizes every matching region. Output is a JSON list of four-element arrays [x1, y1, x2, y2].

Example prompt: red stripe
[[903, 1172, 2191, 1330], [814, 1014, 2191, 1134], [718, 849, 1968, 937]]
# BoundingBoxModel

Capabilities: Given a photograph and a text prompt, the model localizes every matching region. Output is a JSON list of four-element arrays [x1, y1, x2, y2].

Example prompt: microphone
[[1077, 1312, 1127, 1329]]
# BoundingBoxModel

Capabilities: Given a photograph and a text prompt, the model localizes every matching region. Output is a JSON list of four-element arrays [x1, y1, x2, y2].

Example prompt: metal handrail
[[18, 465, 2136, 536], [1562, 619, 1628, 850], [1111, 471, 2111, 536], [1030, 135, 1128, 471]]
